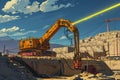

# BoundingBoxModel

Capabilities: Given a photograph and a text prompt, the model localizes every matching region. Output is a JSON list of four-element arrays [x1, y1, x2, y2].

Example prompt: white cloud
[[69, 33, 73, 36], [2, 0, 40, 14], [42, 25, 49, 30], [20, 29, 25, 31], [9, 30, 37, 40], [25, 1, 40, 14], [0, 26, 19, 33], [0, 26, 19, 37], [0, 26, 37, 40], [2, 0, 73, 14], [40, 0, 72, 12], [60, 33, 73, 40], [15, 36, 27, 40], [10, 30, 37, 36], [0, 15, 19, 23], [2, 0, 18, 11], [0, 33, 8, 37], [60, 35, 67, 40]]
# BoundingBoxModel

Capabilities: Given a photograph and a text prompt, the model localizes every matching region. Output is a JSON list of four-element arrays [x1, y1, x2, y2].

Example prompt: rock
[[80, 71, 89, 77], [87, 73, 95, 78], [114, 73, 120, 80], [73, 74, 83, 80], [96, 73, 103, 77]]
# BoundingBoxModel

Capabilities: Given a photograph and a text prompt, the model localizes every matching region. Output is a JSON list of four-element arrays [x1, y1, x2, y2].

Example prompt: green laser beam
[[72, 3, 120, 25]]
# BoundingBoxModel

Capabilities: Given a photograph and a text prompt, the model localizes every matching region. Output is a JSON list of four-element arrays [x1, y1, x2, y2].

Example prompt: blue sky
[[0, 0, 120, 45]]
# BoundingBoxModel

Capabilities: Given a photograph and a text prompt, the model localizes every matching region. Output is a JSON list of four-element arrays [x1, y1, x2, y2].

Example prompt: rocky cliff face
[[53, 30, 120, 58], [80, 30, 120, 57]]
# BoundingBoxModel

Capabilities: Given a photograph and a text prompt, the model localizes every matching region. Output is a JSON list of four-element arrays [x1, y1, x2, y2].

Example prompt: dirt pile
[[71, 72, 115, 80], [0, 56, 36, 80]]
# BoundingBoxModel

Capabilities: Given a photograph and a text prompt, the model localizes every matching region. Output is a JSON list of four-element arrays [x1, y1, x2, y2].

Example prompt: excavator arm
[[39, 19, 79, 52], [39, 18, 82, 69], [19, 18, 82, 69]]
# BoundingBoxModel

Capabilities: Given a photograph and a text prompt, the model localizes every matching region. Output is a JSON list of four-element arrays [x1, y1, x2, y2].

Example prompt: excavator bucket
[[74, 59, 82, 70]]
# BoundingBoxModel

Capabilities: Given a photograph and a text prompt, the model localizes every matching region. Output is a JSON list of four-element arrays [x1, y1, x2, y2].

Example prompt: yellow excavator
[[19, 18, 82, 69]]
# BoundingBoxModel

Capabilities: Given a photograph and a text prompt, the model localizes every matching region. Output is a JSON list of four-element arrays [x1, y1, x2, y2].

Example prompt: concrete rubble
[[53, 31, 120, 58], [0, 55, 36, 80], [71, 72, 114, 80], [73, 72, 115, 80], [37, 71, 119, 80]]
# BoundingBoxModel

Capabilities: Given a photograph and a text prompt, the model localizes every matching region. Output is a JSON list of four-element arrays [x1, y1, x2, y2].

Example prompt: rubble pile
[[71, 72, 115, 80], [0, 56, 36, 80]]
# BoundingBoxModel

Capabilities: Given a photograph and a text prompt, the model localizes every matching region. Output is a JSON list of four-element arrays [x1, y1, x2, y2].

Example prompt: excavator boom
[[39, 19, 79, 52], [19, 18, 82, 69]]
